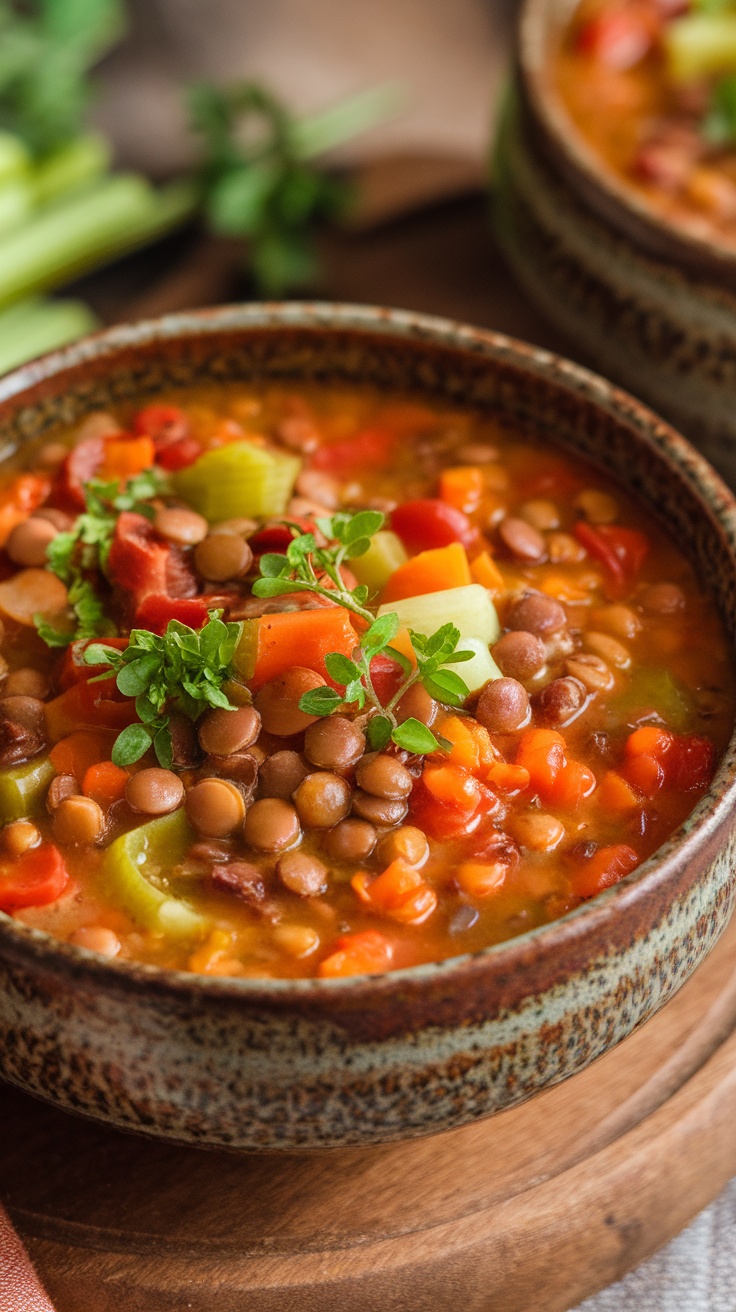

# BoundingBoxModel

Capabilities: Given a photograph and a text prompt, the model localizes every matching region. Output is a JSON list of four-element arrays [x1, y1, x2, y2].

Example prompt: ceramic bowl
[[1, 302, 736, 1152], [493, 0, 736, 486]]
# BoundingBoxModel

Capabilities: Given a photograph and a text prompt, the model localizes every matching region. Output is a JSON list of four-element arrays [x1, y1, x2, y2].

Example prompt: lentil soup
[[556, 0, 736, 247], [0, 383, 731, 979]]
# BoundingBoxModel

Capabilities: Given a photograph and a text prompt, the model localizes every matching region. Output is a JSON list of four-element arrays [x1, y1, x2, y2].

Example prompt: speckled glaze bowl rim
[[517, 0, 736, 274], [1, 300, 736, 1002]]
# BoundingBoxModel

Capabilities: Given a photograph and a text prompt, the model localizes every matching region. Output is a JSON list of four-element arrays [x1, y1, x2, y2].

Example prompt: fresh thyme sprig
[[84, 612, 243, 768], [34, 468, 166, 648], [253, 511, 473, 755]]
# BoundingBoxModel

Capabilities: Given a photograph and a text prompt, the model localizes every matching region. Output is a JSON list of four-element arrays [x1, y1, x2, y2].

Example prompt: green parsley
[[84, 612, 243, 767], [253, 512, 473, 755], [34, 467, 165, 648], [703, 75, 736, 145]]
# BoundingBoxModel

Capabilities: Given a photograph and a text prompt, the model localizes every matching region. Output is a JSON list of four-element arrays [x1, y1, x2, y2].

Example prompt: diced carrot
[[571, 844, 640, 900], [0, 473, 50, 547], [540, 573, 590, 602], [352, 858, 437, 925], [456, 860, 507, 899], [439, 466, 484, 513], [422, 764, 482, 813], [380, 542, 472, 605], [50, 730, 116, 783], [236, 608, 359, 691], [625, 726, 673, 759], [598, 770, 641, 812], [484, 761, 530, 794], [100, 436, 155, 481], [545, 759, 597, 808], [623, 753, 665, 796], [82, 760, 129, 807], [189, 929, 242, 976], [45, 682, 140, 741], [515, 729, 566, 794], [470, 550, 505, 596], [438, 715, 494, 775], [318, 929, 394, 978]]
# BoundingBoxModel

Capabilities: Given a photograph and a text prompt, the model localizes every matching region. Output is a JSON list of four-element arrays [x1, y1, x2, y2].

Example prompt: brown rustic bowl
[[493, 0, 736, 485], [1, 302, 736, 1152]]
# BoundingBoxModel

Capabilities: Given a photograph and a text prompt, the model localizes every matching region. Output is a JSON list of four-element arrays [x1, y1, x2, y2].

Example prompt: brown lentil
[[507, 592, 567, 637], [186, 778, 246, 837], [6, 517, 59, 568], [535, 676, 587, 726], [0, 820, 40, 856], [355, 753, 413, 800], [594, 604, 641, 640], [68, 926, 121, 957], [575, 488, 619, 524], [476, 677, 530, 733], [258, 750, 310, 799], [323, 818, 377, 862], [498, 516, 546, 562], [53, 795, 105, 846], [351, 791, 409, 826], [395, 682, 438, 726], [194, 532, 253, 582], [126, 769, 184, 816], [243, 797, 301, 851], [277, 851, 328, 897], [583, 631, 631, 670], [254, 668, 328, 737], [519, 499, 560, 531], [303, 716, 366, 772], [197, 705, 261, 756], [377, 825, 429, 868], [565, 653, 615, 693], [46, 774, 79, 812], [294, 772, 352, 828], [154, 506, 209, 546], [639, 582, 687, 615], [0, 695, 45, 732], [4, 667, 49, 699], [492, 631, 547, 681]]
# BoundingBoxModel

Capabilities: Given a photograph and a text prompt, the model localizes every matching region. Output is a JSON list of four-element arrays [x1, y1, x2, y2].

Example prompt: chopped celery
[[0, 182, 31, 238], [350, 530, 407, 596], [378, 584, 501, 648], [0, 133, 30, 186], [449, 637, 503, 694], [609, 668, 692, 733], [0, 296, 98, 375], [665, 15, 736, 81], [0, 754, 54, 823], [103, 810, 208, 939], [172, 440, 301, 520], [0, 175, 197, 310], [30, 134, 110, 209]]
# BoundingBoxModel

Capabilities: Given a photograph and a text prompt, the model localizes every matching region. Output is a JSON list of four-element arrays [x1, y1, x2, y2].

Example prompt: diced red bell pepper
[[0, 843, 70, 913], [248, 517, 315, 557], [571, 843, 640, 900], [311, 426, 393, 477], [107, 512, 198, 608], [667, 734, 716, 792], [45, 678, 140, 741], [133, 403, 189, 446], [56, 435, 106, 509], [622, 727, 716, 796], [134, 595, 212, 634], [575, 11, 654, 69], [390, 499, 476, 553], [574, 522, 649, 597]]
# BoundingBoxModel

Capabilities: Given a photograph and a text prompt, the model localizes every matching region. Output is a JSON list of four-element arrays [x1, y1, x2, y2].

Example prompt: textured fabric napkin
[[0, 1204, 55, 1312]]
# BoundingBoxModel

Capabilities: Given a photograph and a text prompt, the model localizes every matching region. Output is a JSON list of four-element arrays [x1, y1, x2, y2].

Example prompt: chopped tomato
[[0, 844, 69, 913], [107, 512, 198, 609], [352, 859, 437, 925], [574, 522, 648, 597], [390, 498, 476, 553], [0, 473, 51, 546], [311, 426, 393, 477], [56, 435, 105, 509], [133, 404, 189, 446], [571, 843, 640, 900], [410, 767, 495, 840], [622, 727, 715, 796], [575, 11, 654, 70], [45, 678, 140, 741], [156, 437, 203, 471], [368, 651, 405, 706], [134, 595, 212, 634], [248, 517, 315, 557]]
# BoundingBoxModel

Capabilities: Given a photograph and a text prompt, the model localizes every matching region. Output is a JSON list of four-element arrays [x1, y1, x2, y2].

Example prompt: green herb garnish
[[84, 612, 243, 767], [253, 512, 472, 755], [703, 74, 736, 144], [34, 467, 165, 648]]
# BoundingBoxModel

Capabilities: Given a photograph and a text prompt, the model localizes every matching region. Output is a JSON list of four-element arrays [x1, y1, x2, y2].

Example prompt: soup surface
[[557, 0, 736, 246], [0, 384, 731, 979]]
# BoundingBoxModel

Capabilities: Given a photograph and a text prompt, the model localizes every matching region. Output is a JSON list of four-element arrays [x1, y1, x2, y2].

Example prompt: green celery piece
[[350, 530, 407, 596], [609, 667, 692, 733], [172, 440, 301, 520], [0, 132, 30, 185], [377, 584, 501, 647], [0, 295, 98, 374], [103, 809, 208, 939], [665, 15, 736, 81], [292, 83, 405, 160], [0, 180, 31, 237], [0, 174, 197, 310], [0, 754, 55, 822], [31, 133, 110, 208]]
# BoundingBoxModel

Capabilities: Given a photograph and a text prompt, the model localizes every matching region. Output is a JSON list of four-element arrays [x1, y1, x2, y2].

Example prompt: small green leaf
[[384, 645, 413, 677], [298, 686, 342, 716], [343, 509, 384, 543], [112, 723, 154, 767], [324, 651, 362, 684], [391, 718, 443, 755], [259, 552, 290, 578], [367, 714, 392, 750], [343, 678, 366, 708], [116, 655, 160, 697], [153, 725, 174, 769], [362, 611, 399, 655], [84, 642, 120, 667], [252, 577, 307, 598], [422, 668, 470, 706]]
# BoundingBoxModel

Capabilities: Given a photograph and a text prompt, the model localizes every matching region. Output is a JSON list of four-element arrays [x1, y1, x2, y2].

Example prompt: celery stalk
[[665, 16, 736, 82], [103, 810, 208, 939], [172, 440, 301, 520], [31, 133, 111, 208], [0, 132, 30, 186], [350, 530, 407, 596], [0, 175, 198, 310], [0, 296, 98, 375], [0, 181, 31, 238], [0, 754, 55, 822], [293, 83, 405, 160], [378, 585, 501, 648]]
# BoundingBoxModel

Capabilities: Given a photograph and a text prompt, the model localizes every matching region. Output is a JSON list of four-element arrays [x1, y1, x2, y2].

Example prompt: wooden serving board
[[2, 908, 736, 1312]]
